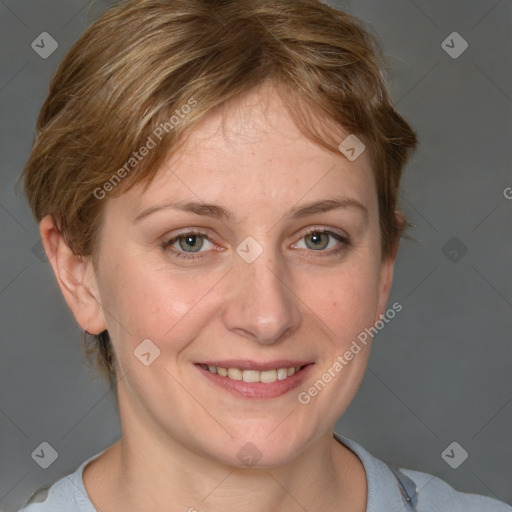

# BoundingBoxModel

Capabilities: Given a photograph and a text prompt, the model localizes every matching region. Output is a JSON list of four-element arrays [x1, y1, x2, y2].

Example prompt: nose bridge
[[222, 241, 301, 345]]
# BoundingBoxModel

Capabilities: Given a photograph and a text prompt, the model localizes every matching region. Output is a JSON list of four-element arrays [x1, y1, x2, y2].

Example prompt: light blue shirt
[[19, 432, 512, 511]]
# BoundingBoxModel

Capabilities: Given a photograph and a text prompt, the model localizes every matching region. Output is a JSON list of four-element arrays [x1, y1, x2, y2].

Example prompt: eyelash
[[162, 227, 350, 261]]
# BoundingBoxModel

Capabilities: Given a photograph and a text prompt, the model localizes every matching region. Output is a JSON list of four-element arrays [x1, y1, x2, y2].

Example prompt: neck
[[83, 387, 367, 512]]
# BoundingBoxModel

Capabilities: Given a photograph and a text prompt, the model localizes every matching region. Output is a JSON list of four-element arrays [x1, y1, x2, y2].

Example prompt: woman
[[19, 0, 511, 510]]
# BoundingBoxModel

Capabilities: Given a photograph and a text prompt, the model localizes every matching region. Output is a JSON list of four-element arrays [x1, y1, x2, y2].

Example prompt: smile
[[198, 363, 306, 383], [195, 361, 314, 399]]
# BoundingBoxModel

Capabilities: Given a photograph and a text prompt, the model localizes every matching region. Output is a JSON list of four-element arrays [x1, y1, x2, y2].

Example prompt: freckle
[[332, 301, 337, 307]]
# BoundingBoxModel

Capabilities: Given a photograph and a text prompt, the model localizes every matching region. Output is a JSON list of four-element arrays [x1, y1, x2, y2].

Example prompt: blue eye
[[162, 228, 350, 261], [163, 231, 214, 260], [293, 228, 350, 257]]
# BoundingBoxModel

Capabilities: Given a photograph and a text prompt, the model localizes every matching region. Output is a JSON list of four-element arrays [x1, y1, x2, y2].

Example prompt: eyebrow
[[133, 196, 368, 224]]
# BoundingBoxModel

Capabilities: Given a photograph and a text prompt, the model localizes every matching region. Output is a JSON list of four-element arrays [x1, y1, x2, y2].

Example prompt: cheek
[[98, 257, 206, 357], [304, 260, 382, 343]]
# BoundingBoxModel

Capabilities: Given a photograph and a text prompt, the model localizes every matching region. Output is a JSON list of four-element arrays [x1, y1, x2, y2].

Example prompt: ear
[[39, 215, 107, 334], [375, 211, 403, 321]]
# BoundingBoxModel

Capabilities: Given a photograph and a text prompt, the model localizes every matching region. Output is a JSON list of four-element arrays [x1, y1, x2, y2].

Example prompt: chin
[[204, 428, 308, 470]]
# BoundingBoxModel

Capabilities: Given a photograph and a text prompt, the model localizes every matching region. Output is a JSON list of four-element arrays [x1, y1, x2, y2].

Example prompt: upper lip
[[197, 360, 313, 371]]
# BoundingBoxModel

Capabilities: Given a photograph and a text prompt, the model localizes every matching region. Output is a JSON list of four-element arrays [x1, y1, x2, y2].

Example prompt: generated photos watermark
[[93, 97, 197, 200], [298, 301, 402, 405]]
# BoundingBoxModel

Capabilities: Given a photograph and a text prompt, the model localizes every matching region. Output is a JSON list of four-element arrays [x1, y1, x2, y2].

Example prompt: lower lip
[[195, 364, 314, 399]]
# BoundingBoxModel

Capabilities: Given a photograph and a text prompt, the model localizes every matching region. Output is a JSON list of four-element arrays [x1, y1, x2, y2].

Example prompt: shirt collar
[[73, 434, 410, 511], [334, 432, 412, 512]]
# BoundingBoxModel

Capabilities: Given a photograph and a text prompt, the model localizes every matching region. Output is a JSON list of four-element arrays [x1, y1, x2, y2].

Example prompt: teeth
[[277, 368, 288, 380], [202, 364, 303, 383], [260, 369, 277, 383], [242, 370, 260, 383], [227, 368, 243, 381]]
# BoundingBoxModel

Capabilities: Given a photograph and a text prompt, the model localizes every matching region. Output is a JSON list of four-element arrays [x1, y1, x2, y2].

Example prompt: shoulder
[[335, 432, 511, 512], [18, 452, 103, 512], [398, 467, 512, 512], [18, 477, 78, 512]]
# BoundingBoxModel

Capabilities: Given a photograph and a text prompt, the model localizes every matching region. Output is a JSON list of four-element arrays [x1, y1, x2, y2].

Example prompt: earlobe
[[39, 215, 107, 334]]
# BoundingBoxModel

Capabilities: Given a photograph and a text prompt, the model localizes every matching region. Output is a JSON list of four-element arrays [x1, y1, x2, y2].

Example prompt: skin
[[40, 82, 399, 511]]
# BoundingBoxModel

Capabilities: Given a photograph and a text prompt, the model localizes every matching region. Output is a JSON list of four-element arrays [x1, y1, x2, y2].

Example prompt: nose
[[221, 249, 302, 345]]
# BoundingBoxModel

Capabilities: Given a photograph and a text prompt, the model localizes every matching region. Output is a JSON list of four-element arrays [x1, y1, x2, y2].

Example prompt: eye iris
[[179, 234, 203, 252], [306, 232, 328, 250]]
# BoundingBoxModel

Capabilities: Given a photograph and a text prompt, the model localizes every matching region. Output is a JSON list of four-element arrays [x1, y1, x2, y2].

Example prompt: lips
[[195, 360, 314, 399]]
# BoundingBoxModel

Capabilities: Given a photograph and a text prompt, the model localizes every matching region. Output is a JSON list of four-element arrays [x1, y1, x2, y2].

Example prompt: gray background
[[1, 0, 511, 510]]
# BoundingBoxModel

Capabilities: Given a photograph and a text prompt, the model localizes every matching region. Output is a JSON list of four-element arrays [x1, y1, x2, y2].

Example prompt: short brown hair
[[21, 0, 418, 385]]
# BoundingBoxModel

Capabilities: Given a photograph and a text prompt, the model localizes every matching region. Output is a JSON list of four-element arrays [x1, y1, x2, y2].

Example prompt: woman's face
[[90, 85, 395, 468]]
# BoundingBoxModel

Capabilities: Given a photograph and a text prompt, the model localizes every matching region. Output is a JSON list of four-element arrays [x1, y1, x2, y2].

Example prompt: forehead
[[108, 84, 378, 221]]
